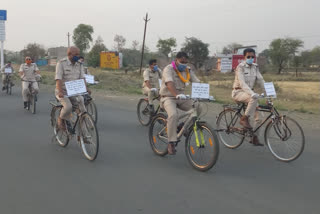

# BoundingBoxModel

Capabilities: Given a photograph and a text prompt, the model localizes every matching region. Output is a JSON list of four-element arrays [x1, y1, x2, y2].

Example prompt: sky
[[1, 0, 320, 54]]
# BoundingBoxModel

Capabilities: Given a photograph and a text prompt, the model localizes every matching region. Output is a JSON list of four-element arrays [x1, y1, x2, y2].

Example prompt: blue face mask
[[246, 58, 254, 65], [72, 55, 80, 63], [177, 63, 188, 72], [153, 65, 159, 71]]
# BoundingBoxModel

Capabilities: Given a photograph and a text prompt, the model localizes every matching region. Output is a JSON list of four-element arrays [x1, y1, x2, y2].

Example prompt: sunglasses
[[26, 58, 31, 61], [246, 56, 255, 59]]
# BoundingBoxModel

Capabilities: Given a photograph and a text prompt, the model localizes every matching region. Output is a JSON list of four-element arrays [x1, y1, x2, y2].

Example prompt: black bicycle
[[137, 96, 165, 126], [3, 74, 13, 95], [216, 96, 305, 162], [22, 80, 39, 114], [84, 94, 98, 124], [50, 95, 99, 161]]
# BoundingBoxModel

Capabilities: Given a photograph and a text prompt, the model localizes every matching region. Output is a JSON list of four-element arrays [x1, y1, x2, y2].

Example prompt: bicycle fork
[[193, 121, 205, 148]]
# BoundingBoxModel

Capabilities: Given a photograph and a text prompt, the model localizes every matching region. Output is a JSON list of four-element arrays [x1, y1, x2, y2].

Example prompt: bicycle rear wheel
[[216, 109, 245, 149], [265, 116, 305, 162], [86, 100, 98, 124], [79, 113, 99, 161], [137, 98, 152, 126], [52, 107, 69, 147], [148, 114, 168, 156], [185, 122, 219, 172]]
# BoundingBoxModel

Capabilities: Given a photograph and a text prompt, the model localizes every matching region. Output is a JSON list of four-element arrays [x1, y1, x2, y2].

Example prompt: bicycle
[[3, 74, 13, 95], [50, 94, 99, 161], [22, 80, 39, 114], [216, 95, 305, 162], [137, 96, 165, 126], [149, 97, 219, 171], [84, 94, 98, 124]]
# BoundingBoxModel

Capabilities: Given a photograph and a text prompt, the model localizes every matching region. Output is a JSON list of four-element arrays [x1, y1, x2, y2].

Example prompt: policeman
[[55, 46, 89, 130], [142, 59, 162, 112], [232, 48, 265, 146], [1, 61, 14, 90], [160, 52, 201, 155], [19, 57, 40, 109]]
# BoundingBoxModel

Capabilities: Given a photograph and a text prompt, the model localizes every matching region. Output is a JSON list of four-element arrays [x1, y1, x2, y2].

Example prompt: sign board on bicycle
[[264, 82, 277, 98], [191, 83, 210, 99], [65, 79, 87, 97], [84, 74, 95, 84], [4, 67, 12, 73]]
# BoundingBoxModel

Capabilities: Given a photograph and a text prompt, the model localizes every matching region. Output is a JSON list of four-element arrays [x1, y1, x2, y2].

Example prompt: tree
[[181, 37, 209, 69], [222, 43, 243, 54], [269, 38, 304, 74], [131, 40, 139, 50], [114, 35, 126, 52], [21, 43, 46, 62], [72, 24, 94, 55], [292, 55, 302, 77], [87, 36, 107, 67], [156, 37, 177, 58]]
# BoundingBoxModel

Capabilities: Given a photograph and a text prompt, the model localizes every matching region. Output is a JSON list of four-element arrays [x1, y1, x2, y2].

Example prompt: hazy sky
[[2, 0, 320, 54]]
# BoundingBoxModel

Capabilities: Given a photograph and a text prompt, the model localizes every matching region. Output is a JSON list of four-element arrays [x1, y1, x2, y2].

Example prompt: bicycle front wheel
[[86, 100, 98, 124], [52, 107, 69, 147], [216, 109, 245, 149], [79, 113, 99, 161], [148, 114, 168, 156], [137, 98, 152, 126], [31, 95, 36, 114], [265, 116, 305, 162]]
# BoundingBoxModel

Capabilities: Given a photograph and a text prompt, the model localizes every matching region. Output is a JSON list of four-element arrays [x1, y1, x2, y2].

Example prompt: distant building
[[48, 47, 68, 61]]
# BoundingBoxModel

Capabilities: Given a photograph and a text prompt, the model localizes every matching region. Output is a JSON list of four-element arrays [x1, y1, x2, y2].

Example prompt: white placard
[[264, 82, 277, 98], [84, 74, 95, 84], [191, 83, 210, 99], [4, 68, 12, 73], [220, 57, 232, 73], [158, 79, 162, 87], [65, 79, 87, 97]]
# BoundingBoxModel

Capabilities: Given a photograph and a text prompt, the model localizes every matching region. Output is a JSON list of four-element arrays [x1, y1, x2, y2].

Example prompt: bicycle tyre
[[216, 108, 245, 149], [185, 122, 219, 172], [137, 98, 152, 126], [148, 113, 168, 156], [31, 95, 36, 114], [8, 84, 12, 95], [265, 116, 305, 162], [79, 113, 99, 161], [52, 107, 69, 147], [86, 100, 98, 124]]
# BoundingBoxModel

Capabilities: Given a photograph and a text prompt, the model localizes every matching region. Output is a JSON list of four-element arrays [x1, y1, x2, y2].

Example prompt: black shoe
[[23, 102, 28, 109], [168, 142, 177, 155], [2, 87, 5, 91]]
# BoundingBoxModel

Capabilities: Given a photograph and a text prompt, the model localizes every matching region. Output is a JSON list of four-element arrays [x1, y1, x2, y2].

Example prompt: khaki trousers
[[161, 97, 201, 142], [232, 90, 262, 131], [22, 81, 39, 102], [142, 87, 159, 105], [56, 96, 86, 120]]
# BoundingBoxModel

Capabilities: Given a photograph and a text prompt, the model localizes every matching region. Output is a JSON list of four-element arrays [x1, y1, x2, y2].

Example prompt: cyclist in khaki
[[232, 48, 265, 146], [1, 61, 14, 91], [55, 46, 89, 130], [19, 57, 40, 109], [142, 59, 162, 113], [160, 52, 201, 155]]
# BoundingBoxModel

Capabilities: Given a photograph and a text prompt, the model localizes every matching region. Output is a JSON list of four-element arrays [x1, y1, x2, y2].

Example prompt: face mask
[[246, 58, 254, 65], [72, 55, 80, 63], [153, 65, 159, 71], [177, 63, 187, 72]]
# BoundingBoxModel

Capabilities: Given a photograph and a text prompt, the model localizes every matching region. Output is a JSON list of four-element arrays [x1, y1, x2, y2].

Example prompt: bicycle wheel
[[137, 98, 152, 126], [79, 113, 99, 161], [31, 95, 36, 114], [185, 122, 219, 172], [265, 116, 305, 162], [8, 83, 12, 95], [86, 100, 98, 124], [148, 114, 168, 156], [216, 109, 245, 149], [52, 107, 69, 147]]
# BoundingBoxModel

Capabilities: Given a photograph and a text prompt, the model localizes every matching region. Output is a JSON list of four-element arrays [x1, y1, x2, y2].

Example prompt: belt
[[161, 95, 175, 98], [233, 87, 254, 90]]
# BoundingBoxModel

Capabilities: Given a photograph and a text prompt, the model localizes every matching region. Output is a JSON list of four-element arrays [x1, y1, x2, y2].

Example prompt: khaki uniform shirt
[[1, 64, 14, 73], [19, 63, 39, 81], [232, 62, 265, 96], [160, 64, 200, 97], [55, 57, 85, 95], [142, 68, 162, 88]]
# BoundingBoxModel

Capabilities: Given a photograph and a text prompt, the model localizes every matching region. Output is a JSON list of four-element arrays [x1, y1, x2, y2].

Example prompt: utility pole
[[139, 13, 150, 75], [67, 32, 70, 48]]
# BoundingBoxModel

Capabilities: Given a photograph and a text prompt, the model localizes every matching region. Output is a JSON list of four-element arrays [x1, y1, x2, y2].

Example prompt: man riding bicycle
[[232, 48, 265, 146], [142, 59, 162, 113], [19, 57, 40, 109], [55, 46, 90, 130], [1, 61, 14, 91], [160, 52, 201, 155]]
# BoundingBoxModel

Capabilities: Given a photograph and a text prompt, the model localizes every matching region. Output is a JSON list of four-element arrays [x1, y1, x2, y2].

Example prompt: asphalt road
[[0, 86, 319, 214]]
